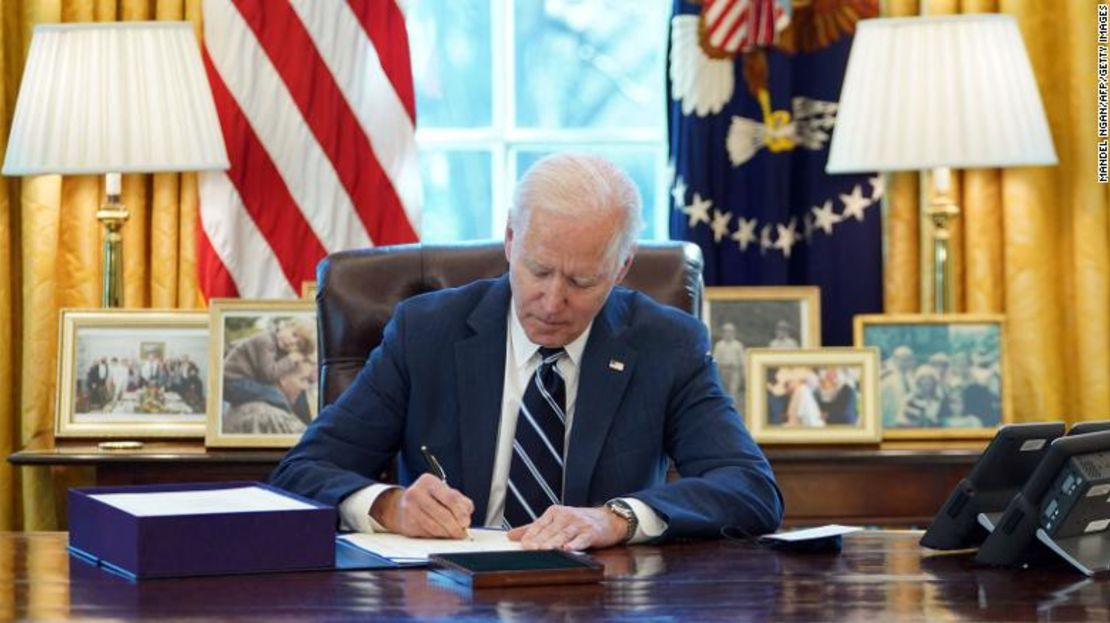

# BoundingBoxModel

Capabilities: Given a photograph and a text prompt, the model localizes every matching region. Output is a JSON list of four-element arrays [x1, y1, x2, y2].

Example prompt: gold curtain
[[0, 0, 204, 531], [882, 0, 1109, 426]]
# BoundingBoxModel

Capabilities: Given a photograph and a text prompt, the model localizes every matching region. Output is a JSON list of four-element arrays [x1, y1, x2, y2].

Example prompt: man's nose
[[540, 278, 567, 314]]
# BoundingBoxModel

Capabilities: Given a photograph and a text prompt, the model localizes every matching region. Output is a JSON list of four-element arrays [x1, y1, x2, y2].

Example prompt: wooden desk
[[10, 438, 981, 527], [3, 531, 1107, 621]]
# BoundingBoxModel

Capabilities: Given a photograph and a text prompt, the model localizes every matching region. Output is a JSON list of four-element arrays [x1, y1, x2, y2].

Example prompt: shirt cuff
[[618, 497, 668, 544], [338, 484, 401, 533]]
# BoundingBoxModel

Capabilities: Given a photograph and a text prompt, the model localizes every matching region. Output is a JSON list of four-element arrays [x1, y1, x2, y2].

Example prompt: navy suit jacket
[[271, 276, 783, 539]]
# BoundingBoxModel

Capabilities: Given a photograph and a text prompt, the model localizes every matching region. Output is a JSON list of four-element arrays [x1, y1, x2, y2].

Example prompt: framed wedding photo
[[704, 286, 821, 412], [854, 314, 1007, 440], [745, 348, 880, 444], [207, 299, 319, 448], [55, 310, 209, 439]]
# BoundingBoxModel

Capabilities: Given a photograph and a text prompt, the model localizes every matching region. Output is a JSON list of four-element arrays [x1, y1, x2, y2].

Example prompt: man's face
[[505, 206, 632, 348]]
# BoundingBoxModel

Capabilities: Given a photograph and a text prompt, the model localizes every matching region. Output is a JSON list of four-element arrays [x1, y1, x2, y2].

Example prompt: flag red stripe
[[234, 0, 417, 246], [197, 225, 240, 299], [201, 49, 326, 290], [346, 0, 416, 123], [720, 6, 748, 51]]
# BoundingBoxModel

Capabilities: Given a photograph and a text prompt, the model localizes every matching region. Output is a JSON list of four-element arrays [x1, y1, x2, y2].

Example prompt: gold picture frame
[[704, 286, 821, 411], [55, 309, 209, 439], [853, 313, 1008, 440], [745, 347, 881, 444], [206, 299, 319, 448]]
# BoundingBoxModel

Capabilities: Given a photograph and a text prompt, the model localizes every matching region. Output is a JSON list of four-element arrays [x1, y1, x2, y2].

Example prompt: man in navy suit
[[272, 153, 782, 550]]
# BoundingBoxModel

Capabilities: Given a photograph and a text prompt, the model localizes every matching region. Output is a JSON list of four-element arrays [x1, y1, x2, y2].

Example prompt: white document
[[89, 486, 317, 517], [338, 528, 523, 562], [762, 524, 862, 543]]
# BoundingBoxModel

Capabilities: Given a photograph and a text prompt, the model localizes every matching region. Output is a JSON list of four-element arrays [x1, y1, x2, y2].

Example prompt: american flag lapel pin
[[608, 359, 625, 372]]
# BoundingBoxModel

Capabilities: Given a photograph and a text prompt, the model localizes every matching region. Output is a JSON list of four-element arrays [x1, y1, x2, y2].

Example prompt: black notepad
[[429, 550, 604, 588]]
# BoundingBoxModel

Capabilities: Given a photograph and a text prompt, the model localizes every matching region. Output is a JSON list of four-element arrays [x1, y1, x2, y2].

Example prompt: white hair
[[509, 153, 644, 262]]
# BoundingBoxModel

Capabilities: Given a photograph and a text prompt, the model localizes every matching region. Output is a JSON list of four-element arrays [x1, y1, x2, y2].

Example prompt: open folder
[[338, 529, 524, 564]]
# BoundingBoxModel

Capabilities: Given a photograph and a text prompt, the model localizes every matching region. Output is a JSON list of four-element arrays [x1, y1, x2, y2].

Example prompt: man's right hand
[[370, 473, 474, 539]]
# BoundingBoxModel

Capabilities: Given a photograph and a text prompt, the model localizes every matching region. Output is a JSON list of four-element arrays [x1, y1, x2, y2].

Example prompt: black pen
[[420, 445, 447, 484]]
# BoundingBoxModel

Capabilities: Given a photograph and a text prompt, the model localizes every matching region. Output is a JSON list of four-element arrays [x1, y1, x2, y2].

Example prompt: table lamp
[[2, 21, 229, 307], [826, 14, 1057, 313]]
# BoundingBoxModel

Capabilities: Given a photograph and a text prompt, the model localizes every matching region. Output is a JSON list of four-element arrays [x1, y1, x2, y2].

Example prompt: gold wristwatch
[[605, 499, 638, 543]]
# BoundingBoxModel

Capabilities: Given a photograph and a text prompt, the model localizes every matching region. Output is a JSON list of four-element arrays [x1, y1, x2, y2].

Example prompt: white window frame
[[413, 0, 670, 241]]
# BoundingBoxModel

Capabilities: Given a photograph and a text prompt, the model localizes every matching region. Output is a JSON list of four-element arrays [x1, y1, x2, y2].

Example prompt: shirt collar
[[509, 302, 592, 370]]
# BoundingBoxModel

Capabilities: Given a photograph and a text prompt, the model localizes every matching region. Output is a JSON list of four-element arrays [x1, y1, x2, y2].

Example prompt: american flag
[[198, 0, 421, 299]]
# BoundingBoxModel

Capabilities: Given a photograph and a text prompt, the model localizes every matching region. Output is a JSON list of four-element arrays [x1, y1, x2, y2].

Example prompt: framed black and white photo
[[704, 286, 821, 411], [207, 299, 319, 448], [55, 310, 209, 438], [746, 348, 880, 444], [854, 314, 1007, 440]]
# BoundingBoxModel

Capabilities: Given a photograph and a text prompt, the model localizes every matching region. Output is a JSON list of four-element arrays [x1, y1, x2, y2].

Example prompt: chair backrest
[[316, 240, 704, 406]]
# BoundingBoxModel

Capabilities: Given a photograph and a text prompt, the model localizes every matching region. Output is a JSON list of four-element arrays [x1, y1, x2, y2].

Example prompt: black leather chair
[[314, 240, 704, 408]]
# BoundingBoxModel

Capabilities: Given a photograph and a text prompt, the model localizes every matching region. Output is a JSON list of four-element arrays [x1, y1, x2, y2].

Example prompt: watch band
[[605, 499, 638, 543]]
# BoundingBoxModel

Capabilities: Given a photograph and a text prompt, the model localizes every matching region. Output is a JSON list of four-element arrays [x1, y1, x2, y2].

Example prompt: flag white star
[[775, 218, 799, 258], [840, 185, 871, 222], [731, 217, 758, 251], [803, 213, 816, 242], [671, 176, 688, 208], [682, 192, 712, 228], [759, 223, 774, 254], [811, 199, 841, 235], [710, 209, 732, 243], [869, 174, 885, 201]]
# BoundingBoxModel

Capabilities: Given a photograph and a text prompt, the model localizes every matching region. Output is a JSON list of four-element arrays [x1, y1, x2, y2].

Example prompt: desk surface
[[3, 531, 1107, 621]]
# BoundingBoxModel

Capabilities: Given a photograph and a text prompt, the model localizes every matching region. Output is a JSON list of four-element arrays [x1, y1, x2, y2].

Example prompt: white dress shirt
[[339, 304, 667, 543]]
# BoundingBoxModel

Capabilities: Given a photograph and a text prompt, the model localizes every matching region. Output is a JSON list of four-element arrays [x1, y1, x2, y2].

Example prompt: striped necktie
[[503, 347, 566, 528]]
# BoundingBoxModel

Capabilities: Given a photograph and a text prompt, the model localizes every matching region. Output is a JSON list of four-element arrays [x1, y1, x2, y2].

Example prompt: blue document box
[[68, 481, 335, 579]]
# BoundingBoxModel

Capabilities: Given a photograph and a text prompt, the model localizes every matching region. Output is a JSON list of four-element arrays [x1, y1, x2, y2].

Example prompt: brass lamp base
[[96, 198, 128, 308], [925, 195, 960, 314]]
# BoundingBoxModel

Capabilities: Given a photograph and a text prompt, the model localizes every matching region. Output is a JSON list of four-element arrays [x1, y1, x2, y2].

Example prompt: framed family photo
[[207, 300, 319, 448], [55, 310, 209, 438], [704, 286, 821, 412], [854, 314, 1007, 440], [745, 348, 880, 444]]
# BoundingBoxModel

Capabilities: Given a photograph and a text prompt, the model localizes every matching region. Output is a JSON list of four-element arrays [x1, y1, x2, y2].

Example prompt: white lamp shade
[[826, 14, 1057, 173], [2, 21, 229, 176]]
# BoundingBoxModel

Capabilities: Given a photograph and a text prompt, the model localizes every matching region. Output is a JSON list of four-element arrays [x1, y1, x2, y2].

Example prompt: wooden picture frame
[[853, 313, 1007, 440], [55, 309, 209, 439], [745, 347, 880, 444], [704, 286, 821, 414], [206, 299, 319, 448]]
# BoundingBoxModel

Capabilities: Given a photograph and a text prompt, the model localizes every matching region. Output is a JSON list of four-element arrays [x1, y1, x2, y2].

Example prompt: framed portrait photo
[[207, 299, 319, 448], [745, 348, 880, 444], [55, 310, 210, 439], [704, 286, 821, 412], [854, 314, 1007, 440]]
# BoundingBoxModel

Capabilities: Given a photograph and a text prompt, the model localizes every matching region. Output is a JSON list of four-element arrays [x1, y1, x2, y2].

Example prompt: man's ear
[[504, 225, 515, 263], [615, 244, 637, 282]]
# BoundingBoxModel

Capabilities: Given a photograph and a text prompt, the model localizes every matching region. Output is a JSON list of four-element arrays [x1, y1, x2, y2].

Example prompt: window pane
[[408, 0, 492, 128], [419, 150, 493, 241], [513, 0, 667, 129], [515, 148, 661, 239]]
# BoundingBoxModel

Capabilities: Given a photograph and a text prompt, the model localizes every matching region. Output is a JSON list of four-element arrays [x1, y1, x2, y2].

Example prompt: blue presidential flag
[[667, 0, 881, 346]]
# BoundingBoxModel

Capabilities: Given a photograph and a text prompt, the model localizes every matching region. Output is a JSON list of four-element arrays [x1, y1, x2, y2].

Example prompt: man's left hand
[[507, 505, 628, 551]]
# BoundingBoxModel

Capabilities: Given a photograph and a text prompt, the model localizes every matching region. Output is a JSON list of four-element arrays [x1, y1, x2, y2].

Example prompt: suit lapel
[[455, 277, 511, 525], [563, 293, 636, 507]]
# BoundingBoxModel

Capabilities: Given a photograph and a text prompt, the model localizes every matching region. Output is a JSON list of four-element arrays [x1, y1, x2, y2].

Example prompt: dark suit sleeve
[[269, 303, 412, 506], [629, 322, 784, 540]]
